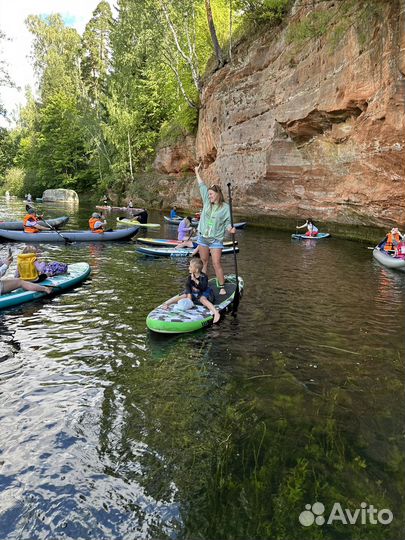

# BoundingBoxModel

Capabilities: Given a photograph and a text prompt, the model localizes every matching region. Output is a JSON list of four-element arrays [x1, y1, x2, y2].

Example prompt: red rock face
[[155, 1, 405, 227]]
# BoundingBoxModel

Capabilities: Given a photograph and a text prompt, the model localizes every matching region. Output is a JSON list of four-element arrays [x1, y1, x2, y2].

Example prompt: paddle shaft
[[226, 183, 240, 312]]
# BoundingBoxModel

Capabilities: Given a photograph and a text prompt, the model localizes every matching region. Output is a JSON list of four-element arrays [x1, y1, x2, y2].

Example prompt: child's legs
[[199, 296, 217, 314]]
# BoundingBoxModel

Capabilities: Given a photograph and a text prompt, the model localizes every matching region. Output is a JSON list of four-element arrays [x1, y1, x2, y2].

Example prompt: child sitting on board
[[15, 246, 68, 282], [163, 257, 220, 323]]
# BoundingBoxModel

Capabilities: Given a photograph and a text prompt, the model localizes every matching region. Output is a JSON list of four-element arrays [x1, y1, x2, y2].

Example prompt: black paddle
[[226, 182, 240, 314], [25, 204, 73, 244]]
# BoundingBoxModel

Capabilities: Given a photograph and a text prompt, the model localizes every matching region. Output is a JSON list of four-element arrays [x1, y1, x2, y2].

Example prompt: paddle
[[226, 182, 240, 314], [25, 204, 73, 244]]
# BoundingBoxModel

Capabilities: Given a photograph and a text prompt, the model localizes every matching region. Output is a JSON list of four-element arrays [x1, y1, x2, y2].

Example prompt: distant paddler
[[194, 163, 236, 296], [296, 218, 319, 237]]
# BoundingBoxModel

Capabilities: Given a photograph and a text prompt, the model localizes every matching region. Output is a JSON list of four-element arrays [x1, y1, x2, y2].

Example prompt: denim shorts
[[197, 235, 224, 249]]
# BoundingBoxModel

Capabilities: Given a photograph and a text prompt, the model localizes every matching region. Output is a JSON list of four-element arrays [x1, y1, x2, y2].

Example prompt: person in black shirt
[[132, 209, 148, 224], [163, 257, 220, 323]]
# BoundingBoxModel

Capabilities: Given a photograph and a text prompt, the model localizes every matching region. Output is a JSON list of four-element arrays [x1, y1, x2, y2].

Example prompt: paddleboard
[[116, 217, 160, 229], [0, 262, 91, 310], [147, 275, 244, 333], [136, 245, 239, 257], [136, 237, 237, 247], [291, 232, 331, 240]]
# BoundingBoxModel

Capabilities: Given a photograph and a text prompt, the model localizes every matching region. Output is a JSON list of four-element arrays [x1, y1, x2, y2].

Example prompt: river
[[0, 197, 404, 540]]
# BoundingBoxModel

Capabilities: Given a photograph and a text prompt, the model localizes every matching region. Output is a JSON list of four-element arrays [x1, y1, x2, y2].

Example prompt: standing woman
[[195, 164, 236, 295]]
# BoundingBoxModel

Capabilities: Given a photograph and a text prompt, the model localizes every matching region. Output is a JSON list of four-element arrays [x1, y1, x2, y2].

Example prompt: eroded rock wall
[[155, 0, 405, 227]]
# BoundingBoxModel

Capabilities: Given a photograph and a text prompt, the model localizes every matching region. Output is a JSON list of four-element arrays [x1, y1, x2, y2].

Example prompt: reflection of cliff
[[154, 1, 405, 227]]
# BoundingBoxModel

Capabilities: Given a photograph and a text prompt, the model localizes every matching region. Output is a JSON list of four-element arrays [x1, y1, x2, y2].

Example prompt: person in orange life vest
[[23, 208, 49, 233], [296, 219, 319, 237], [383, 227, 402, 252], [89, 212, 107, 233]]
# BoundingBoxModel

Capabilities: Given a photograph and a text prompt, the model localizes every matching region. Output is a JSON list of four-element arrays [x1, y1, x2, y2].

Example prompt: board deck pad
[[147, 275, 244, 333]]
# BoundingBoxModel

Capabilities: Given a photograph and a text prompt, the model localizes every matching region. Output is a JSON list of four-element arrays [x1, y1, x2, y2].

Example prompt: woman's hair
[[307, 218, 315, 225], [190, 257, 203, 272], [208, 184, 225, 205], [186, 216, 193, 222]]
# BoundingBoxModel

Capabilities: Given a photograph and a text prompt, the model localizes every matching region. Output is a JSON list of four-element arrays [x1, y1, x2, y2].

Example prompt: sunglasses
[[208, 184, 221, 192]]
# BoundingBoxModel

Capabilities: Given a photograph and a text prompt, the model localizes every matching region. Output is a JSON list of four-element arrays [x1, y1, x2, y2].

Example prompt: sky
[[0, 0, 115, 128]]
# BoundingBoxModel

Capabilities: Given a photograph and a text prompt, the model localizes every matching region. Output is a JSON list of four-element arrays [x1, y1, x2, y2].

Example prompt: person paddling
[[195, 163, 236, 295], [89, 212, 107, 233], [23, 208, 50, 233], [383, 227, 402, 252], [296, 218, 319, 237]]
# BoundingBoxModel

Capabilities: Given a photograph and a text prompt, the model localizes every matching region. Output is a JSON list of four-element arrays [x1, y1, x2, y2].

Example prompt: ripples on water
[[0, 198, 404, 539]]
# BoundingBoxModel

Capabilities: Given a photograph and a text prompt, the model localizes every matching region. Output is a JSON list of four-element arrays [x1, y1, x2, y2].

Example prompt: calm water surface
[[0, 197, 404, 540]]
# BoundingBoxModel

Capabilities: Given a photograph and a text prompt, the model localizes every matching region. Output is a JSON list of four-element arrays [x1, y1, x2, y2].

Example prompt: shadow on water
[[0, 197, 404, 539]]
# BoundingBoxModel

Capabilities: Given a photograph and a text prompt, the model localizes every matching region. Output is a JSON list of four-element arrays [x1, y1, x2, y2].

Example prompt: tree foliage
[[0, 0, 292, 196]]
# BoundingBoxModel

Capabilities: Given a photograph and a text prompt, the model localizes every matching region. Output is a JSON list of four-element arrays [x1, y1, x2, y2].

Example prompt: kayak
[[373, 247, 405, 271], [164, 216, 247, 229], [0, 262, 91, 311], [147, 274, 244, 333], [136, 245, 239, 257], [96, 205, 144, 213], [0, 216, 69, 231], [291, 233, 331, 240], [164, 216, 198, 227], [116, 217, 160, 229], [136, 237, 237, 247], [0, 226, 139, 242]]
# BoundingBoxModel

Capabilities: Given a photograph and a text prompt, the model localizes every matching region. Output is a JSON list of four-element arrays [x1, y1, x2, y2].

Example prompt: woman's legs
[[1, 279, 53, 295], [210, 248, 226, 294], [198, 245, 210, 274]]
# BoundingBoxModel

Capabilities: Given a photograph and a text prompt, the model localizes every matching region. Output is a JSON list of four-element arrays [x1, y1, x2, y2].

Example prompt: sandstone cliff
[[154, 0, 405, 227]]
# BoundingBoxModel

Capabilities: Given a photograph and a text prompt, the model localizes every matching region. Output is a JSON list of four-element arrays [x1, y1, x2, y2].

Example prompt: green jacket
[[197, 182, 231, 241]]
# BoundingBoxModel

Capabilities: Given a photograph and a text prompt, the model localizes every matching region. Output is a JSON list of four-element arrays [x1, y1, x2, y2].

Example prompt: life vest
[[23, 214, 39, 233], [89, 217, 104, 233], [17, 253, 39, 281], [384, 232, 401, 251]]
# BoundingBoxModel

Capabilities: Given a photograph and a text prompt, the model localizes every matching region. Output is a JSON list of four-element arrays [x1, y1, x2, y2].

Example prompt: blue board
[[291, 232, 331, 240]]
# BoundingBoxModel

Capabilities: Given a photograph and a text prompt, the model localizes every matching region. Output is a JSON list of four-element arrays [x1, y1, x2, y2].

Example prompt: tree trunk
[[204, 0, 224, 68]]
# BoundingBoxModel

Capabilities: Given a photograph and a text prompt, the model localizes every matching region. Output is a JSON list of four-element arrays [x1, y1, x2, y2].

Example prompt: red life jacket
[[89, 217, 104, 233], [384, 232, 401, 251], [23, 214, 39, 233]]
